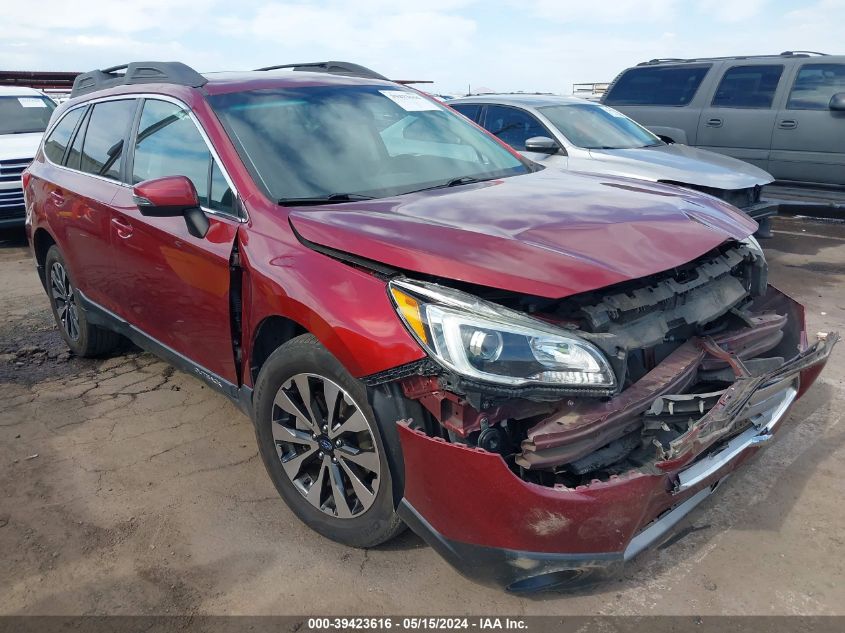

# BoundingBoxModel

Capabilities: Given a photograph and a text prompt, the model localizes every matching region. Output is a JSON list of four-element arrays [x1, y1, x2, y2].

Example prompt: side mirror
[[133, 176, 209, 239], [524, 136, 561, 155], [829, 92, 845, 111]]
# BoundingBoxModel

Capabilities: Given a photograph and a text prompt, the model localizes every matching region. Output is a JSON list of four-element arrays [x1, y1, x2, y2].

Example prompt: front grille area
[[0, 158, 31, 222], [0, 158, 31, 183], [0, 187, 25, 220], [715, 185, 762, 209], [660, 181, 762, 210]]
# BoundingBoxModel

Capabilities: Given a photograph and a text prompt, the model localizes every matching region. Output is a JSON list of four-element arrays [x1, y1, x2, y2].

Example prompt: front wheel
[[253, 334, 405, 548]]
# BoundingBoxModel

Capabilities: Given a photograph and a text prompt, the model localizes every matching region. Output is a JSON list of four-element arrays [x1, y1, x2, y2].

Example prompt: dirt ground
[[1, 215, 844, 616]]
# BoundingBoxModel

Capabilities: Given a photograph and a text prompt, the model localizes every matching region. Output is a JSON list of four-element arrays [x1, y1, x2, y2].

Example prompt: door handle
[[705, 117, 723, 128], [778, 119, 798, 130], [50, 190, 65, 206], [111, 217, 133, 239]]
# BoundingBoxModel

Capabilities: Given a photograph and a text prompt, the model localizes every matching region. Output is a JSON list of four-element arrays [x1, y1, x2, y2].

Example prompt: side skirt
[[76, 290, 253, 416]]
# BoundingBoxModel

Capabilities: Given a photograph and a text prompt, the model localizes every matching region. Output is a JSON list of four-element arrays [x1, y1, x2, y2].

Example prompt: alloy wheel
[[50, 261, 80, 341], [271, 373, 381, 519]]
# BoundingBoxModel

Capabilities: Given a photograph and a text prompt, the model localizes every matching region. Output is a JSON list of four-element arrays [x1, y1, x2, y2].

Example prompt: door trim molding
[[76, 289, 253, 416]]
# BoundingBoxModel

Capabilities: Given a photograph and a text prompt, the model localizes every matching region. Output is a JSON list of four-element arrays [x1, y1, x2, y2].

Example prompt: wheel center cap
[[318, 436, 333, 454]]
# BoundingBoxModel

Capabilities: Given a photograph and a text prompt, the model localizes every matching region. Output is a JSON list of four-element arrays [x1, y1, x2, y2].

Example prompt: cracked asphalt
[[1, 216, 845, 616]]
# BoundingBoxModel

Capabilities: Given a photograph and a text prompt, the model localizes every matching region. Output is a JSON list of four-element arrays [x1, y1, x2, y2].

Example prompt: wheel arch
[[32, 227, 57, 289], [248, 314, 308, 386]]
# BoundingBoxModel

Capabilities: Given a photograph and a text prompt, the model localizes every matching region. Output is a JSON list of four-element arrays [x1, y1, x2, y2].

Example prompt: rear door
[[769, 61, 845, 185], [40, 99, 137, 315], [603, 64, 714, 145], [695, 63, 785, 170], [109, 97, 241, 384]]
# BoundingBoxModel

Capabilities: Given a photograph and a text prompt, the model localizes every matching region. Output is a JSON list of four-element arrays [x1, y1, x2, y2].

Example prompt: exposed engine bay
[[383, 240, 837, 488]]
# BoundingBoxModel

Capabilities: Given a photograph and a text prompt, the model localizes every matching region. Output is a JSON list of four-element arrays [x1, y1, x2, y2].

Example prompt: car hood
[[0, 132, 42, 161], [288, 169, 758, 299], [585, 143, 774, 190]]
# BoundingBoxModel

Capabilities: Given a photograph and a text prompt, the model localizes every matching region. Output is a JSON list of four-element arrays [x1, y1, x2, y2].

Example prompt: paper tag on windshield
[[18, 97, 47, 108], [379, 90, 440, 112]]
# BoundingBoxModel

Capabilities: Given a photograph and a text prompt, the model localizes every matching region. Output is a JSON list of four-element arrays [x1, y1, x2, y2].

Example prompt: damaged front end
[[374, 238, 836, 591]]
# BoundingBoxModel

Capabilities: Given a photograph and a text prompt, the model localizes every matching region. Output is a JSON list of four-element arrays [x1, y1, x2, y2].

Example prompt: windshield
[[0, 95, 56, 135], [538, 103, 662, 150], [209, 85, 529, 201]]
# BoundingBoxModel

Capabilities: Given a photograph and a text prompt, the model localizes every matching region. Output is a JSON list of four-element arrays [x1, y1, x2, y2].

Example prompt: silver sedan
[[448, 94, 776, 236]]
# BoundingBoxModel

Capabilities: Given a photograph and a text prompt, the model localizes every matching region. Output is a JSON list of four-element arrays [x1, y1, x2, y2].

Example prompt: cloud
[[5, 0, 218, 34], [523, 0, 680, 24], [226, 3, 476, 53], [1, 0, 843, 94], [696, 0, 769, 23], [215, 1, 478, 82]]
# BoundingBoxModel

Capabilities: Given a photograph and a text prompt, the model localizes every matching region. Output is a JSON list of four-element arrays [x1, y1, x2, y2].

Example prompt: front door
[[109, 97, 241, 384], [695, 63, 785, 171], [482, 104, 560, 162], [770, 61, 845, 185]]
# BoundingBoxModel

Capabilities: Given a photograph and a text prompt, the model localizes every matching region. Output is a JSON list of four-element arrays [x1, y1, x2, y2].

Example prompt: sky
[[3, 0, 844, 95]]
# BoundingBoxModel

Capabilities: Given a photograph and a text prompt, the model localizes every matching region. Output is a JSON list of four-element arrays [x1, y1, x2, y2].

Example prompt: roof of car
[[68, 60, 398, 99], [633, 51, 845, 66], [0, 85, 48, 96], [449, 93, 593, 108], [199, 70, 396, 96]]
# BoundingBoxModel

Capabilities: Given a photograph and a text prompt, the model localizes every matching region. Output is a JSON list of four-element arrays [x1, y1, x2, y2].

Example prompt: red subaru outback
[[23, 61, 835, 592]]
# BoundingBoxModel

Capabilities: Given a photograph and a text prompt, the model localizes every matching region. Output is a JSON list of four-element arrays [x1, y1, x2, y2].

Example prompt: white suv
[[0, 86, 56, 228]]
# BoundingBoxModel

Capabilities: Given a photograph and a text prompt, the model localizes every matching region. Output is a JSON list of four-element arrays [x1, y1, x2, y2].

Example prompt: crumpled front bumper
[[395, 288, 836, 593]]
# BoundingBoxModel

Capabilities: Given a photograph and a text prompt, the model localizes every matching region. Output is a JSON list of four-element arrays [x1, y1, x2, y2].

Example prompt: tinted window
[[209, 85, 527, 201], [605, 66, 710, 106], [80, 100, 135, 180], [132, 99, 232, 212], [712, 65, 783, 108], [0, 95, 56, 135], [43, 107, 84, 164], [788, 63, 845, 110], [483, 106, 548, 150], [65, 108, 90, 170], [209, 161, 234, 213], [451, 103, 482, 122]]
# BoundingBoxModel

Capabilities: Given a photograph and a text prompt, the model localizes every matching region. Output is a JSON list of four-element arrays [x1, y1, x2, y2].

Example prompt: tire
[[253, 334, 405, 548], [44, 245, 121, 357]]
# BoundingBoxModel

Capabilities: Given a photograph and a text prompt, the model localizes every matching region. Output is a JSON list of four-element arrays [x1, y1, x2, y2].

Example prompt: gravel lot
[[1, 215, 844, 616]]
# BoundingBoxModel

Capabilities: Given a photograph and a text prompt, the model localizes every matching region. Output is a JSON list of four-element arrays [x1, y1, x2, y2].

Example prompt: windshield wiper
[[277, 193, 376, 206], [404, 176, 486, 195], [445, 176, 481, 187]]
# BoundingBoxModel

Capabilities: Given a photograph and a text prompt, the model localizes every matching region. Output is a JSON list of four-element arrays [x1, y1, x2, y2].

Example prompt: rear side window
[[451, 103, 482, 123], [712, 65, 783, 108], [604, 66, 711, 106], [80, 100, 136, 180], [65, 108, 90, 171], [483, 105, 548, 150], [43, 108, 84, 164], [131, 99, 233, 213], [787, 63, 845, 110]]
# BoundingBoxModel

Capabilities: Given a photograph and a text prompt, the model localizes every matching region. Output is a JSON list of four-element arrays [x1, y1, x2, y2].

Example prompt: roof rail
[[780, 50, 829, 56], [637, 51, 832, 66], [254, 61, 389, 81], [70, 61, 207, 98]]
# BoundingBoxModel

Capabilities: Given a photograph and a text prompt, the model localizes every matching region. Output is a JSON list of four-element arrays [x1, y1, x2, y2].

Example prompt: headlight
[[388, 279, 616, 389]]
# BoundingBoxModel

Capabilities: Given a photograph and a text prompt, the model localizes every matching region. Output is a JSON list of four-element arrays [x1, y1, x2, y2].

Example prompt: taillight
[[22, 170, 32, 190]]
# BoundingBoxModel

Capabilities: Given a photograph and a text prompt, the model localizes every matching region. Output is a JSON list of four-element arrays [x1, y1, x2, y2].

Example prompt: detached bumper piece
[[397, 287, 836, 593]]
